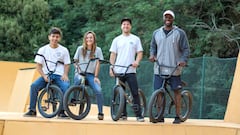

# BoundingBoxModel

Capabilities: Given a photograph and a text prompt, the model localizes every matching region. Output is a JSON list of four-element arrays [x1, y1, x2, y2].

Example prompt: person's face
[[48, 34, 61, 46], [85, 33, 95, 46], [163, 14, 174, 27], [121, 21, 132, 34]]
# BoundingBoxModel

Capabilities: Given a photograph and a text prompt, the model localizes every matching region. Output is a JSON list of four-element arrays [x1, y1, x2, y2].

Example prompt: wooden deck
[[0, 112, 240, 135]]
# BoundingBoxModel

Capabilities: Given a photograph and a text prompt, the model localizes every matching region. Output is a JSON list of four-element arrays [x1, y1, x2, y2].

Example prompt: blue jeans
[[74, 73, 103, 113], [29, 74, 70, 111]]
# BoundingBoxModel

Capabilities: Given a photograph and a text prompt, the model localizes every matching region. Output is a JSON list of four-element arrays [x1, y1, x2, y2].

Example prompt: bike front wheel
[[38, 85, 63, 118], [110, 86, 125, 121], [63, 85, 91, 120], [148, 89, 166, 123], [179, 90, 193, 122]]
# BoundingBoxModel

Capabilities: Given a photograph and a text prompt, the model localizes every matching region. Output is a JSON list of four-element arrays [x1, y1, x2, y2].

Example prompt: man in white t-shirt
[[109, 18, 144, 122], [23, 27, 71, 118]]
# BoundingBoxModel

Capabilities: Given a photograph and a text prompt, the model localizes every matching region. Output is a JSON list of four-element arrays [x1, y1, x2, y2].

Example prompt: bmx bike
[[35, 53, 64, 118], [63, 58, 104, 120], [148, 62, 192, 123], [109, 64, 146, 121]]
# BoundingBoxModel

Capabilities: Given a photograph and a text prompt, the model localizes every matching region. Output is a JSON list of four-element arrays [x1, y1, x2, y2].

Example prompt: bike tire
[[148, 89, 166, 123], [179, 90, 192, 122], [110, 86, 125, 121], [138, 89, 147, 117], [38, 85, 63, 118], [63, 85, 91, 120]]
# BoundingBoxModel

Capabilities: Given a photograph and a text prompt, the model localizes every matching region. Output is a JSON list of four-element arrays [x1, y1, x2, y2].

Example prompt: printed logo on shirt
[[56, 52, 62, 58]]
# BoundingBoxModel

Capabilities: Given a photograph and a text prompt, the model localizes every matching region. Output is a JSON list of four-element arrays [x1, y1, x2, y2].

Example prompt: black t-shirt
[[163, 28, 172, 35]]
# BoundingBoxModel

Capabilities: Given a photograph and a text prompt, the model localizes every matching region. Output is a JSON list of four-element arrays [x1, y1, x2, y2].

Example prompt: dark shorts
[[153, 74, 182, 91]]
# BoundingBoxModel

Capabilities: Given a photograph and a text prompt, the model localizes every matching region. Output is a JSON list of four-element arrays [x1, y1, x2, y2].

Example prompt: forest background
[[0, 0, 240, 119], [0, 0, 240, 61]]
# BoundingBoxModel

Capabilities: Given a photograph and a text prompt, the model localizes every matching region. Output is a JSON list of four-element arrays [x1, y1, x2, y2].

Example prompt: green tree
[[0, 0, 50, 62]]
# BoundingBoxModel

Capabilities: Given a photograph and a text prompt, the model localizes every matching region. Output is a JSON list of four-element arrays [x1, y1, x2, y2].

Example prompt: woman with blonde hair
[[73, 31, 104, 120]]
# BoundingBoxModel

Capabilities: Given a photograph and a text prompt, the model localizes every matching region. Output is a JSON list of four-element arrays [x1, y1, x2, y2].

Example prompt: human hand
[[177, 61, 187, 67], [61, 74, 69, 81], [43, 75, 49, 82], [132, 61, 139, 68], [148, 56, 155, 62], [109, 67, 114, 77], [94, 77, 101, 85]]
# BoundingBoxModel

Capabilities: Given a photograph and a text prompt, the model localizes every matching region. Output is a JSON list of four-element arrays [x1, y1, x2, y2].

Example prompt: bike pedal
[[41, 106, 48, 111]]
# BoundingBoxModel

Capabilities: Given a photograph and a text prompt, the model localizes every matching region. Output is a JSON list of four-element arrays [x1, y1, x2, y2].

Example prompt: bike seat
[[115, 73, 125, 77]]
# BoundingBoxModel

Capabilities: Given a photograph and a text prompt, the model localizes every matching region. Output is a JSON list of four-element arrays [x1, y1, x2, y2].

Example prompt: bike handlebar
[[74, 58, 107, 76], [154, 60, 186, 79], [110, 64, 134, 77], [98, 60, 138, 77], [35, 53, 64, 74]]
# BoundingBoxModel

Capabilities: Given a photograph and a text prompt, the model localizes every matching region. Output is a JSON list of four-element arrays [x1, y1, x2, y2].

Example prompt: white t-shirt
[[73, 46, 103, 74], [35, 44, 71, 75], [109, 34, 143, 73]]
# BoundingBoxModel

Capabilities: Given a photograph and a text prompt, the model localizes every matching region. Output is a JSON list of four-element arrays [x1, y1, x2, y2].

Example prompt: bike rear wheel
[[38, 85, 63, 118], [179, 90, 192, 122], [110, 86, 125, 121], [148, 89, 166, 123], [138, 89, 147, 117], [63, 85, 91, 120]]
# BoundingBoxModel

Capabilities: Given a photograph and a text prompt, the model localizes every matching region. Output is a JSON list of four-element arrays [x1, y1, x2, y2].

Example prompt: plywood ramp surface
[[0, 112, 240, 135]]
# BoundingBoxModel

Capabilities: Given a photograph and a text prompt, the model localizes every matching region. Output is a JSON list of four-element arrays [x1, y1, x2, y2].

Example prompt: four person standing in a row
[[23, 9, 190, 123]]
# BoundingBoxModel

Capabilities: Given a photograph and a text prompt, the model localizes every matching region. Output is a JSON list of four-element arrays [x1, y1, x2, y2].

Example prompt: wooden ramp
[[0, 112, 240, 135]]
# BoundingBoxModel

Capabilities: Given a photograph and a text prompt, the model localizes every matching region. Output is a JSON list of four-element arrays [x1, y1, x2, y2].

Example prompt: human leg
[[170, 76, 182, 124], [74, 74, 82, 85], [24, 77, 46, 117], [86, 74, 104, 120], [69, 74, 82, 105], [53, 74, 70, 118], [126, 73, 144, 122], [54, 74, 70, 94], [118, 76, 127, 119], [152, 75, 165, 122]]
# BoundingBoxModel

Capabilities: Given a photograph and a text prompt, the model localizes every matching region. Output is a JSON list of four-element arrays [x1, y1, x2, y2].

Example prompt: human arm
[[178, 29, 190, 66], [149, 31, 157, 62], [94, 47, 103, 84], [132, 51, 143, 68], [61, 48, 71, 81], [109, 52, 116, 77], [61, 64, 70, 81], [36, 63, 48, 82], [94, 60, 101, 84]]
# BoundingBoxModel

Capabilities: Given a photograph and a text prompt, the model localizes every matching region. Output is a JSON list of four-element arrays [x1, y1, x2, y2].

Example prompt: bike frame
[[73, 58, 100, 98], [155, 61, 186, 114], [111, 64, 135, 104], [35, 53, 64, 88], [35, 53, 64, 118]]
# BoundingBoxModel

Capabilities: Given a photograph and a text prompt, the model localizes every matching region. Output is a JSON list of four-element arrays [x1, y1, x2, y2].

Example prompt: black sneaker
[[137, 116, 145, 122], [173, 117, 181, 124], [23, 110, 36, 117], [98, 113, 104, 120], [57, 111, 70, 119], [120, 115, 127, 120], [150, 115, 164, 123], [158, 117, 165, 122]]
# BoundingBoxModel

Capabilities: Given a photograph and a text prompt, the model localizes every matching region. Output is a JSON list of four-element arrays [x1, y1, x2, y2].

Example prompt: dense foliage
[[0, 0, 239, 62]]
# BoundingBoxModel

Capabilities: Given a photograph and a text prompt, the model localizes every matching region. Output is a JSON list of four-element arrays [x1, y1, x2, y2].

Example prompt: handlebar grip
[[57, 61, 64, 65]]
